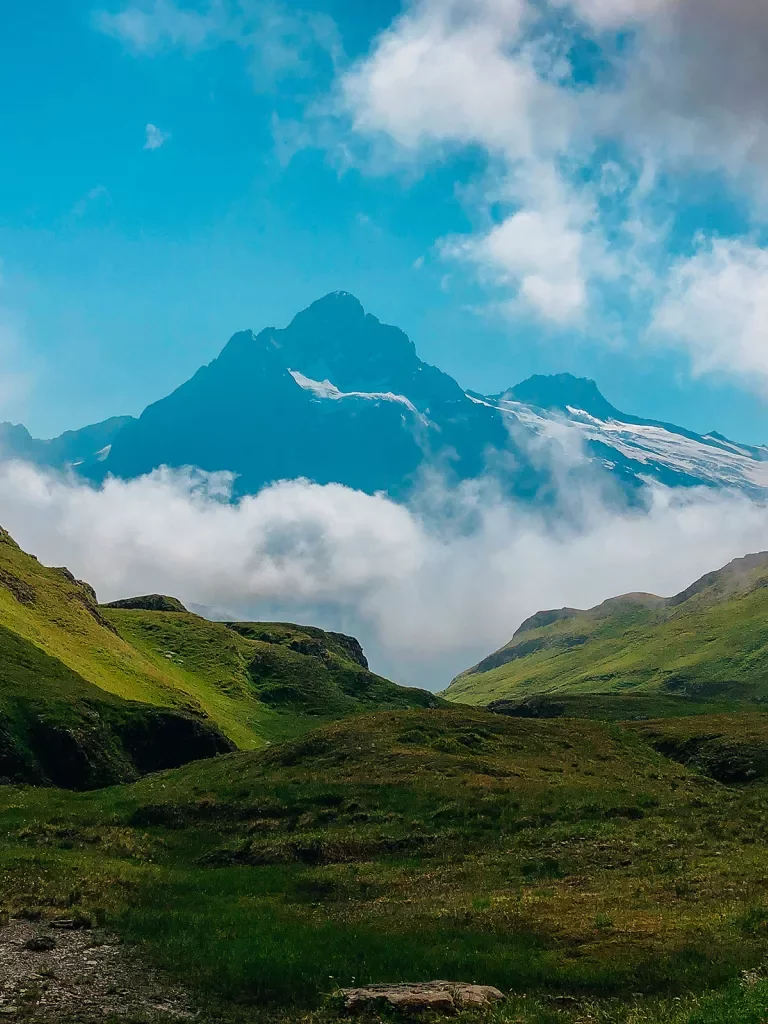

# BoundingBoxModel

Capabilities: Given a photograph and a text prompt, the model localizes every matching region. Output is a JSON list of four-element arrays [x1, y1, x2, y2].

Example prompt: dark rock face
[[468, 635, 586, 676], [50, 567, 119, 634], [641, 731, 768, 784], [116, 710, 235, 775], [325, 632, 369, 670], [506, 373, 622, 420], [487, 697, 567, 719], [23, 709, 233, 790], [514, 607, 581, 637], [104, 594, 188, 613], [0, 568, 37, 606], [0, 617, 234, 790]]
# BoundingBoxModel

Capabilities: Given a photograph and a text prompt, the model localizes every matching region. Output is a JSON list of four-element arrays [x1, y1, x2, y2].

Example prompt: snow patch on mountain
[[485, 393, 768, 494], [289, 369, 423, 417]]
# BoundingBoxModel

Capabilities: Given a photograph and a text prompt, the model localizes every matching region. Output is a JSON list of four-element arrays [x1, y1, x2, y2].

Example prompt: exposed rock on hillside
[[104, 594, 188, 613]]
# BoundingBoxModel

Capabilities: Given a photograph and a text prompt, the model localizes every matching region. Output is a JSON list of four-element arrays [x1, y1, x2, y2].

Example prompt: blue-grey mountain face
[[0, 417, 134, 472], [95, 291, 543, 499], [475, 374, 768, 497], [2, 293, 766, 502]]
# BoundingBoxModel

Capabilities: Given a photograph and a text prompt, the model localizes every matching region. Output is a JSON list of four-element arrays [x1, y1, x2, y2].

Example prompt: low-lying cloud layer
[[1, 458, 766, 689]]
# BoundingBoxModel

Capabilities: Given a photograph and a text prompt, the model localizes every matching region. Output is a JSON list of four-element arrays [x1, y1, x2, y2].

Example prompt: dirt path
[[0, 919, 193, 1022]]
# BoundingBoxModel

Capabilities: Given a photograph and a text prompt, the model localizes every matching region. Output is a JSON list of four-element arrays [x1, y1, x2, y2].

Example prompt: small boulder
[[25, 936, 56, 952], [340, 982, 504, 1015], [49, 915, 92, 930]]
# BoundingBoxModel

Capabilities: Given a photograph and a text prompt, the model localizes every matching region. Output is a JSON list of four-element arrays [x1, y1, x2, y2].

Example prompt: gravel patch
[[0, 919, 194, 1022]]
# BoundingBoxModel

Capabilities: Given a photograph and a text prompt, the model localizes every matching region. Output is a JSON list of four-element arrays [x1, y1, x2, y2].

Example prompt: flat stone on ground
[[340, 981, 505, 1015]]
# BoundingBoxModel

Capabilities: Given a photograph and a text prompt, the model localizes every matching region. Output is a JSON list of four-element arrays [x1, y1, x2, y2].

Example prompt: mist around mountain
[[4, 470, 768, 1024], [3, 292, 767, 505]]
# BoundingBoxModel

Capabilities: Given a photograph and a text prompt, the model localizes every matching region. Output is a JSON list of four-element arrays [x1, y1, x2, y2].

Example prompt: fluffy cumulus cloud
[[611, 0, 768, 179], [653, 239, 768, 389], [441, 166, 610, 323], [0, 460, 766, 687], [341, 0, 564, 158], [337, 0, 768, 366]]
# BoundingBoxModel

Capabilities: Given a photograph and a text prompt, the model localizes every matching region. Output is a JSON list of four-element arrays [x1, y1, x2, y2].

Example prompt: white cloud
[[0, 460, 766, 687], [336, 1, 603, 326], [614, 0, 768, 181], [653, 239, 768, 390], [95, 0, 342, 90], [144, 123, 170, 150], [445, 208, 588, 324], [95, 0, 220, 53], [560, 0, 671, 30], [334, 0, 768, 334], [340, 0, 569, 161]]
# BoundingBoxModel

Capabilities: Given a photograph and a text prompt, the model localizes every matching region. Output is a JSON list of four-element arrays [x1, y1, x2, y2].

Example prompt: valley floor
[[3, 708, 768, 1023]]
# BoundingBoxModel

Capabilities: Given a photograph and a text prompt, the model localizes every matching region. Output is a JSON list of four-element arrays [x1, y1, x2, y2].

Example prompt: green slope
[[0, 527, 440, 775], [103, 609, 442, 748], [0, 620, 231, 788], [445, 551, 768, 707]]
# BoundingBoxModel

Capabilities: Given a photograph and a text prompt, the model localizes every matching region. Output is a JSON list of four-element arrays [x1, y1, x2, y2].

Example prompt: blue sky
[[4, 0, 768, 443]]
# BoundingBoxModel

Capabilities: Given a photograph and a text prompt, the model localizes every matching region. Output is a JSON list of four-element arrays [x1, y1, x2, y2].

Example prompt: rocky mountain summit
[[3, 292, 767, 503]]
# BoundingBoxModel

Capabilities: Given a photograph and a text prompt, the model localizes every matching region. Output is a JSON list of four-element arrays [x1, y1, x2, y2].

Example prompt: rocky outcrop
[[487, 697, 566, 719], [104, 594, 189, 613]]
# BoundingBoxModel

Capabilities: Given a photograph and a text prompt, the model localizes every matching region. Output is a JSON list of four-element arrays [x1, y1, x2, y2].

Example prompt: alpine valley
[[3, 292, 767, 503], [4, 526, 768, 1024], [6, 293, 768, 1024]]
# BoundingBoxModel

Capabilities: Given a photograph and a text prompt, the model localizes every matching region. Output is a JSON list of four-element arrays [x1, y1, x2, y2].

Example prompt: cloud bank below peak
[[0, 458, 766, 688]]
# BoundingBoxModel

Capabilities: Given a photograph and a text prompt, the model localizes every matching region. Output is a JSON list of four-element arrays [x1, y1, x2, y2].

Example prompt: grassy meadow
[[4, 707, 768, 1023]]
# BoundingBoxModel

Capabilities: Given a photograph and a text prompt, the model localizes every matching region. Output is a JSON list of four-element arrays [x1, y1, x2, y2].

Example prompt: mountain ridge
[[1, 293, 767, 501], [445, 549, 768, 706]]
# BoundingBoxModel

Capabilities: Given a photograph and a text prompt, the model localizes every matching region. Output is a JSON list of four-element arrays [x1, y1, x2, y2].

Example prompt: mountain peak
[[506, 373, 621, 421], [292, 291, 367, 328]]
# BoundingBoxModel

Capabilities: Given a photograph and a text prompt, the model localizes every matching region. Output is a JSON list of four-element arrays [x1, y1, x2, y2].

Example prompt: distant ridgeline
[[0, 526, 440, 790], [445, 551, 768, 715], [2, 292, 767, 503]]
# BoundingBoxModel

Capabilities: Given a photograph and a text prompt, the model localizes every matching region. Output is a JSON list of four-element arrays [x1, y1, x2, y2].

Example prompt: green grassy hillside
[[104, 608, 442, 748], [0, 527, 439, 782], [446, 551, 768, 707], [0, 620, 231, 788], [6, 707, 768, 1023]]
